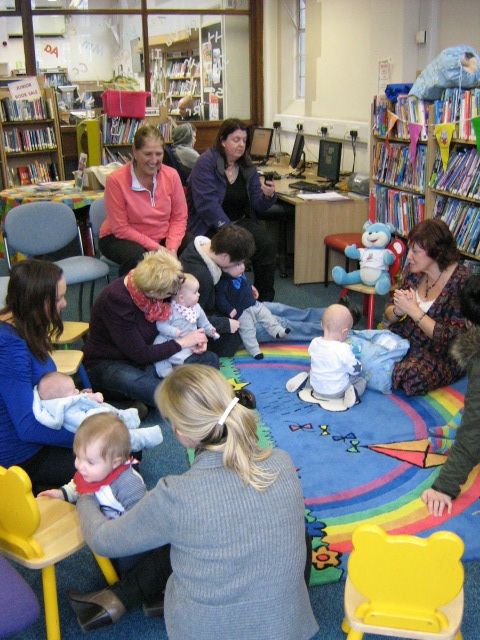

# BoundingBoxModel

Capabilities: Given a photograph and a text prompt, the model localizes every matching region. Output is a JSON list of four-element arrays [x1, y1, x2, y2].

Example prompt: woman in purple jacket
[[186, 118, 278, 302]]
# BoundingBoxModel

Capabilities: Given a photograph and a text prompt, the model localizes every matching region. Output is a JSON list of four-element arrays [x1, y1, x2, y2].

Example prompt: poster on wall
[[201, 22, 224, 121]]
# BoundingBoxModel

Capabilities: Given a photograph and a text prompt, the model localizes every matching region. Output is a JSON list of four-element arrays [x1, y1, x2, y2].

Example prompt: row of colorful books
[[433, 194, 480, 255], [102, 146, 133, 165], [372, 95, 429, 140], [101, 116, 144, 145], [165, 58, 198, 79], [167, 79, 200, 97], [434, 87, 480, 141], [372, 184, 425, 235], [7, 161, 59, 187], [0, 97, 54, 122], [430, 147, 480, 200], [372, 142, 427, 192], [2, 126, 57, 153]]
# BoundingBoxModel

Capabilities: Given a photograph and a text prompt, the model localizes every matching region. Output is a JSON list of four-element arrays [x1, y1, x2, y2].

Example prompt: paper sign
[[9, 76, 41, 102]]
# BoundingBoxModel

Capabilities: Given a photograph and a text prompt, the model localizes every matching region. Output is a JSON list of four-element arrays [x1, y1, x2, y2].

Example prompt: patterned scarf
[[73, 457, 138, 495], [126, 269, 172, 323], [171, 300, 197, 324]]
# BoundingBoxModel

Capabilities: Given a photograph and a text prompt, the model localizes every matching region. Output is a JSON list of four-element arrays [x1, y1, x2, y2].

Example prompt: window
[[297, 0, 305, 98]]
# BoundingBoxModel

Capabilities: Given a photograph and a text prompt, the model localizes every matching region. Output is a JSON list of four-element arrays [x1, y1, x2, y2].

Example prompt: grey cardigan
[[78, 448, 319, 640]]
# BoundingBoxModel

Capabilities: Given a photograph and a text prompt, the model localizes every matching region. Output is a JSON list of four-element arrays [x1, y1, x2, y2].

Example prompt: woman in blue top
[[0, 260, 75, 494]]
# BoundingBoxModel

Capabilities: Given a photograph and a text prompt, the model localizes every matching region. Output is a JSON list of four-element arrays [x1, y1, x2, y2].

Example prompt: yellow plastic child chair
[[0, 465, 119, 640], [342, 524, 464, 640]]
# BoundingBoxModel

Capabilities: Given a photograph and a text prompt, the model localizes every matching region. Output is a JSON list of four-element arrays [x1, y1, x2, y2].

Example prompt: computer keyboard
[[289, 180, 330, 193]]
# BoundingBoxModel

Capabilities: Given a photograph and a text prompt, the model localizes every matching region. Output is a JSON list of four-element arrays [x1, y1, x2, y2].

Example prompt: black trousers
[[99, 235, 192, 277], [99, 235, 146, 277], [231, 219, 276, 302]]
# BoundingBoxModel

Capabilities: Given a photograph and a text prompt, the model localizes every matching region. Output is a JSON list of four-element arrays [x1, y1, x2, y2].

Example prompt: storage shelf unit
[[0, 86, 65, 187], [370, 91, 480, 263]]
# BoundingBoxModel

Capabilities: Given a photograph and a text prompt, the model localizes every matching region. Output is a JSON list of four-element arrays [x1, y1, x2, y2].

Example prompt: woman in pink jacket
[[99, 124, 187, 276]]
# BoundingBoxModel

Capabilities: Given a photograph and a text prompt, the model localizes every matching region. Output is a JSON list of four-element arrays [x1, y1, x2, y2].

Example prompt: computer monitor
[[317, 139, 342, 185], [289, 133, 305, 171], [249, 126, 274, 164]]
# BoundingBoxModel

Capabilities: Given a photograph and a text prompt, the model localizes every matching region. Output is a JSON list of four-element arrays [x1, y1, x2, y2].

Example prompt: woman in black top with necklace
[[186, 118, 278, 301]]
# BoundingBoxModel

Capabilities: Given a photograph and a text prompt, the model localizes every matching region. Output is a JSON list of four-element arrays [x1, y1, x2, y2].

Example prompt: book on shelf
[[17, 166, 30, 186]]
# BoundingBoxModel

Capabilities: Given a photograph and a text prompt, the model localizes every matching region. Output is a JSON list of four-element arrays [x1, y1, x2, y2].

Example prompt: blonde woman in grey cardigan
[[74, 364, 319, 639]]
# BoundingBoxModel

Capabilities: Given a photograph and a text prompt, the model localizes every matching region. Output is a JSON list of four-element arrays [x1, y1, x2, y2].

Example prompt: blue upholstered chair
[[87, 196, 118, 279], [2, 201, 110, 320]]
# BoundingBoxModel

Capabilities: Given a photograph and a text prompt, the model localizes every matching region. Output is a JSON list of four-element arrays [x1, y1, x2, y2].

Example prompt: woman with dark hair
[[186, 118, 277, 301], [99, 124, 187, 277], [384, 219, 468, 396], [0, 259, 76, 494]]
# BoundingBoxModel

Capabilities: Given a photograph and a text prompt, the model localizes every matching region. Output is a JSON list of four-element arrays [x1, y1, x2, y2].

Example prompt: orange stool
[[324, 233, 363, 287]]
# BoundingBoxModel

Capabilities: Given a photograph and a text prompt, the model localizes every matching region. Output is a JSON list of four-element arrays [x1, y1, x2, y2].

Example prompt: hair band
[[218, 397, 239, 426]]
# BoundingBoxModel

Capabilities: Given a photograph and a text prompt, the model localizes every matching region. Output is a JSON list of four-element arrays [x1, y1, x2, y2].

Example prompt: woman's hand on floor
[[421, 488, 453, 516]]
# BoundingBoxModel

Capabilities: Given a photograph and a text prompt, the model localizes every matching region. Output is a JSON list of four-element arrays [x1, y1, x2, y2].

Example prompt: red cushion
[[324, 233, 363, 251]]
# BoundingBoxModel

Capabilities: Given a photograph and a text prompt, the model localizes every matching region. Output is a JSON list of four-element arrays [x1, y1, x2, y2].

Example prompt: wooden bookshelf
[[370, 91, 480, 263], [0, 86, 65, 187]]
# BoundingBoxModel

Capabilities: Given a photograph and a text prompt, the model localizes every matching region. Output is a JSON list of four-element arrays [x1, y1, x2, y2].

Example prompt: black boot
[[235, 388, 256, 409], [68, 588, 126, 633]]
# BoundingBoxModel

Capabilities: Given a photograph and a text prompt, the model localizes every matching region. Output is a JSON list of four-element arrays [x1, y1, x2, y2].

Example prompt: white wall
[[264, 0, 480, 173]]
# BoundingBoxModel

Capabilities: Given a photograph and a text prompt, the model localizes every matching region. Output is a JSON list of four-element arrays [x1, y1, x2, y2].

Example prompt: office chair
[[342, 523, 464, 640], [0, 465, 119, 640], [337, 238, 405, 329], [87, 196, 118, 280], [2, 202, 110, 320]]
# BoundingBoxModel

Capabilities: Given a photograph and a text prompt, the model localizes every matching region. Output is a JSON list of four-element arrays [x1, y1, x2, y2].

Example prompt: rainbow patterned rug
[[220, 343, 480, 587]]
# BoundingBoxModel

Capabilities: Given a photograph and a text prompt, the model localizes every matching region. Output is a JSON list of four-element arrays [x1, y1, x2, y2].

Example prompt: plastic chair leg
[[41, 564, 61, 640], [93, 553, 120, 586]]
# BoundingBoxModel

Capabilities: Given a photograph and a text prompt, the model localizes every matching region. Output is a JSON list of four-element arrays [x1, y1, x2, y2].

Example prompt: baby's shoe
[[343, 385, 358, 408], [276, 327, 291, 339], [286, 372, 309, 392], [254, 353, 264, 360]]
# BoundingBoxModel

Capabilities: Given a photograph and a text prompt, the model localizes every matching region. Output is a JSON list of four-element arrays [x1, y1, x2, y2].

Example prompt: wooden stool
[[324, 233, 363, 287]]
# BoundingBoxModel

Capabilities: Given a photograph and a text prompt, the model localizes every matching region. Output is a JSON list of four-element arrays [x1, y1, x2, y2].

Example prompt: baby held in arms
[[154, 273, 219, 377], [34, 371, 163, 451]]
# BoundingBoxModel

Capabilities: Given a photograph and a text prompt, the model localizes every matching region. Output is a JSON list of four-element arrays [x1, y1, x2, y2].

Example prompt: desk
[[0, 182, 103, 257], [267, 163, 369, 284]]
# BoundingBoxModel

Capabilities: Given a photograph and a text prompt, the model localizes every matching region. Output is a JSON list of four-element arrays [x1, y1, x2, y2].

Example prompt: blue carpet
[[221, 343, 480, 588]]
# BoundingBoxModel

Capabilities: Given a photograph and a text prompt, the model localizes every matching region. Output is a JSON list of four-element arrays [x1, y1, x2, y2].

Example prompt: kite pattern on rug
[[220, 343, 480, 587]]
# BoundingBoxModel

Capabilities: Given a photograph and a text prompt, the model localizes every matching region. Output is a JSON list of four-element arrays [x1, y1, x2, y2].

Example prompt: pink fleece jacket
[[100, 162, 187, 251]]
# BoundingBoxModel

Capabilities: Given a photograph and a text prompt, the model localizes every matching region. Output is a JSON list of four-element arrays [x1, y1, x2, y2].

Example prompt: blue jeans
[[85, 351, 219, 407], [257, 303, 325, 343]]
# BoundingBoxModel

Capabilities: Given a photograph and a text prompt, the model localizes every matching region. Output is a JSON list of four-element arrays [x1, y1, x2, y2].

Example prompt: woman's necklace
[[424, 270, 443, 299], [225, 163, 237, 183]]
